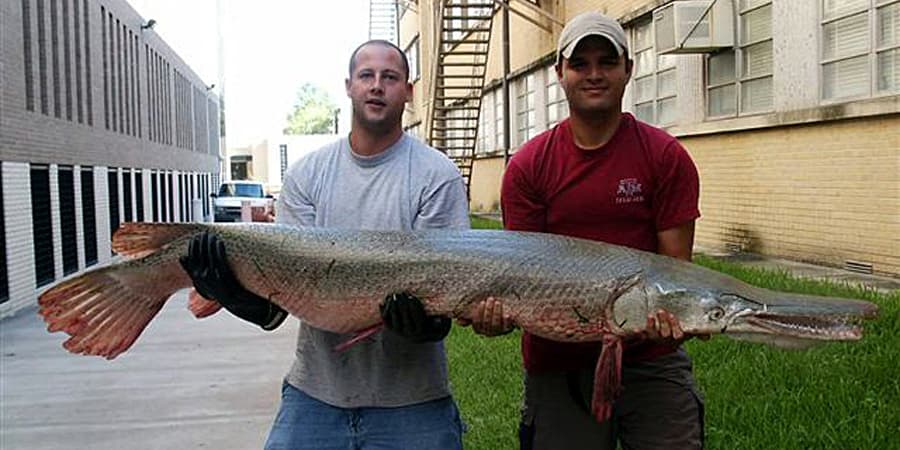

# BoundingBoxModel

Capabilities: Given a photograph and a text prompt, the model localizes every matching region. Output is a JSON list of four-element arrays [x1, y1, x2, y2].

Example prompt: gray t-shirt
[[276, 133, 470, 408]]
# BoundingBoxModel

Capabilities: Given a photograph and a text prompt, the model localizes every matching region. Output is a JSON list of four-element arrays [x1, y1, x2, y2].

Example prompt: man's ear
[[405, 82, 413, 102], [345, 78, 352, 97]]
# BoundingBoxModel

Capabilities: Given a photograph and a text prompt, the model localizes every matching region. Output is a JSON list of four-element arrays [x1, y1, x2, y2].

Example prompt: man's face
[[556, 35, 632, 116], [345, 44, 412, 134]]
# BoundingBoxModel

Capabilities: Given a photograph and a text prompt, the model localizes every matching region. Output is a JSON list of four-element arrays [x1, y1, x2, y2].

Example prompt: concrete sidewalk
[[0, 291, 298, 450]]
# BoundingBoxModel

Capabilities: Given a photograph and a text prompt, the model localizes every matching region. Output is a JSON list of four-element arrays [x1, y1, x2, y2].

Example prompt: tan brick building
[[1, 0, 221, 316], [388, 0, 899, 276]]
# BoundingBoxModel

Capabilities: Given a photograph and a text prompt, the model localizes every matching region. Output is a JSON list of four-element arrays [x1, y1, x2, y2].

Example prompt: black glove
[[178, 231, 287, 331], [380, 292, 452, 343]]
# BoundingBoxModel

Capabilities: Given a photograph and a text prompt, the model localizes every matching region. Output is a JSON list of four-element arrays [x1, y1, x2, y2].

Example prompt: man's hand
[[641, 309, 710, 345], [458, 297, 516, 337], [178, 232, 287, 331], [380, 292, 451, 343]]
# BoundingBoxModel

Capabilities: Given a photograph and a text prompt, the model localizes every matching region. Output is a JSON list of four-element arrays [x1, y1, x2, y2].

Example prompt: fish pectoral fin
[[187, 289, 223, 319], [591, 335, 623, 423], [333, 323, 385, 352]]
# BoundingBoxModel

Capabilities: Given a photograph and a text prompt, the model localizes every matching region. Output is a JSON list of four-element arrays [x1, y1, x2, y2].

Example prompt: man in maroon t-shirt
[[468, 11, 705, 450]]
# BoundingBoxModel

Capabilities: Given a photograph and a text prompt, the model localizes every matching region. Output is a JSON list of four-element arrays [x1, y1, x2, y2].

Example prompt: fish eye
[[708, 307, 725, 321]]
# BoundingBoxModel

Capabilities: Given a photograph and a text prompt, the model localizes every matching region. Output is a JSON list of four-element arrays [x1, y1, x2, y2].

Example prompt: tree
[[283, 83, 338, 135]]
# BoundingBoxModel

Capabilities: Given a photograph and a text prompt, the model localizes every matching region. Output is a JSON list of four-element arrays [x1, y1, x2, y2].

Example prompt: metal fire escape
[[428, 1, 496, 197], [369, 0, 399, 43]]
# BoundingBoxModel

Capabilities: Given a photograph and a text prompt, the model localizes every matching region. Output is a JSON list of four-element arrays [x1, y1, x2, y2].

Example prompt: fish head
[[645, 275, 879, 348]]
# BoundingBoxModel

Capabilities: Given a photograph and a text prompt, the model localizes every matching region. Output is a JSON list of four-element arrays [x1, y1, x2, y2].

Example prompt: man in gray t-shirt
[[180, 40, 469, 449]]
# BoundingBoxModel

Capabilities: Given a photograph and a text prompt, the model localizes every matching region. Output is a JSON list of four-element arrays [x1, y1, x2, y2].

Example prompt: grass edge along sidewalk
[[450, 216, 899, 450]]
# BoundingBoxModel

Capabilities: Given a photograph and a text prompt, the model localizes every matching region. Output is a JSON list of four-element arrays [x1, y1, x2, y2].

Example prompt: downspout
[[502, 4, 511, 166]]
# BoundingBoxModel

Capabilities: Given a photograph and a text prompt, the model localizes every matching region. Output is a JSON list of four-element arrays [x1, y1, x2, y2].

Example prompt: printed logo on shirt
[[615, 178, 645, 204]]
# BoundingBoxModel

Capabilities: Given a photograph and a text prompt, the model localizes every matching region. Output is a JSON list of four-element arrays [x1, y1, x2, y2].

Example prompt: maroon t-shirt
[[501, 113, 701, 373]]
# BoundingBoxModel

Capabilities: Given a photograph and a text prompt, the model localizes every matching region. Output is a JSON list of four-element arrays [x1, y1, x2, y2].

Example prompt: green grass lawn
[[448, 216, 900, 449]]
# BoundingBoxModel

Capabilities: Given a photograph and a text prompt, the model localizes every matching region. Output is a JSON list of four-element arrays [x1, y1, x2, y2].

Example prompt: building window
[[516, 73, 536, 145], [477, 93, 492, 154], [821, 0, 900, 100], [706, 1, 773, 117], [632, 20, 678, 125], [405, 35, 421, 81], [545, 65, 568, 128], [493, 88, 504, 150]]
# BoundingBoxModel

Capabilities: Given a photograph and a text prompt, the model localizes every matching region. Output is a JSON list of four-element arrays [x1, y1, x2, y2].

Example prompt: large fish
[[38, 222, 878, 421]]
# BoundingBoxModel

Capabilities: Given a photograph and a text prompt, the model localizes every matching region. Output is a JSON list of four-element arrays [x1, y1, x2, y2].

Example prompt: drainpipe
[[502, 4, 511, 166]]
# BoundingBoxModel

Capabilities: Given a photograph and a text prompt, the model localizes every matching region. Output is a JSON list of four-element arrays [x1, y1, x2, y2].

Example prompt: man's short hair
[[348, 40, 410, 81]]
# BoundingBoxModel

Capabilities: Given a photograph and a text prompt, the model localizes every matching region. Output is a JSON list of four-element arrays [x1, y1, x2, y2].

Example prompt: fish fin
[[112, 222, 205, 258], [591, 335, 623, 423], [38, 258, 190, 359], [188, 289, 223, 319], [333, 323, 385, 352]]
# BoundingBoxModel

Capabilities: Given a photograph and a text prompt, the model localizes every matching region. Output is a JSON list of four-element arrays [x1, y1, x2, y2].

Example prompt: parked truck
[[210, 180, 274, 222]]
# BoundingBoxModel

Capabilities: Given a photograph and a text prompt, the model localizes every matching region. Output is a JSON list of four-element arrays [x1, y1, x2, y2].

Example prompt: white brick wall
[[50, 164, 63, 280], [95, 166, 111, 263], [74, 165, 85, 269], [1, 162, 36, 318]]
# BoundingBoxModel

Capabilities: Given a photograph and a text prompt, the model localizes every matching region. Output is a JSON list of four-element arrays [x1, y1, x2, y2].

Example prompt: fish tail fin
[[112, 222, 206, 258], [38, 256, 191, 359], [188, 289, 223, 319], [591, 335, 623, 423]]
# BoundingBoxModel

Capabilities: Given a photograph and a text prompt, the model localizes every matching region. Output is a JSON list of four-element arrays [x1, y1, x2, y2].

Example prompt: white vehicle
[[210, 180, 273, 222]]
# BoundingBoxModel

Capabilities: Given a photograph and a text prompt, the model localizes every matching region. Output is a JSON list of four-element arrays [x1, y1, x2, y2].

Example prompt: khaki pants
[[520, 349, 704, 450]]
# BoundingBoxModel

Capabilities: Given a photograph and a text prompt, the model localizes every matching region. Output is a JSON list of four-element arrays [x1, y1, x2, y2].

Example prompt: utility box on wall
[[654, 0, 734, 54]]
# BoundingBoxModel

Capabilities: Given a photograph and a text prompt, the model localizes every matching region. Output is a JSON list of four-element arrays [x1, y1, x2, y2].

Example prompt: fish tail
[[38, 254, 191, 359], [188, 289, 223, 318], [112, 222, 207, 258]]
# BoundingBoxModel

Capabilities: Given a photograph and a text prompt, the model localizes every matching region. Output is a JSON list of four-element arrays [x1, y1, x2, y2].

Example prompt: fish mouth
[[740, 313, 866, 341]]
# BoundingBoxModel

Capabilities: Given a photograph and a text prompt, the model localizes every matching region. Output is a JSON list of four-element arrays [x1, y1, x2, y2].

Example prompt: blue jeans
[[264, 382, 465, 450]]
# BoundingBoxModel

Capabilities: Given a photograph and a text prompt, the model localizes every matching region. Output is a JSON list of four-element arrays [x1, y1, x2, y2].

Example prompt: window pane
[[548, 104, 558, 123], [556, 102, 569, 121], [658, 69, 677, 97], [635, 49, 655, 77], [635, 102, 654, 123], [708, 84, 737, 116], [878, 2, 900, 48], [635, 77, 654, 102], [822, 0, 868, 20], [658, 97, 677, 124], [877, 48, 900, 92], [823, 13, 869, 60], [742, 41, 773, 78], [741, 4, 771, 43], [658, 54, 677, 70], [823, 55, 869, 99], [708, 50, 736, 85], [634, 22, 653, 50], [741, 76, 773, 113]]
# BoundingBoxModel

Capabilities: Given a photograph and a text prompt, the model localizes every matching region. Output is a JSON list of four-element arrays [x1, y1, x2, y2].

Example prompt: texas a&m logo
[[615, 178, 644, 204]]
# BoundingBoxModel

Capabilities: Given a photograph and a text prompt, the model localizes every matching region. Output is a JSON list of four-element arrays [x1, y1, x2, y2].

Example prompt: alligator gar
[[38, 222, 878, 421]]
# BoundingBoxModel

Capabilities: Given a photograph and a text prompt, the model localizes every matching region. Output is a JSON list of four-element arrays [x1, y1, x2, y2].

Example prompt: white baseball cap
[[557, 11, 629, 64]]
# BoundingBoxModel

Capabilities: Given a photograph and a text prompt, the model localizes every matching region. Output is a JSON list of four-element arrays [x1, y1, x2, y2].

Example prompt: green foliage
[[469, 215, 503, 230], [453, 217, 899, 449], [283, 83, 338, 135]]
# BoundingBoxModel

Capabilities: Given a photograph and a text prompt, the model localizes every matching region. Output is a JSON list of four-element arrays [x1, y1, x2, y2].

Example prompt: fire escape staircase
[[428, 0, 495, 198]]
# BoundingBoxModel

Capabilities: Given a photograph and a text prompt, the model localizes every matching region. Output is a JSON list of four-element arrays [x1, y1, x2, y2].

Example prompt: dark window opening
[[58, 166, 78, 275], [81, 167, 97, 266], [31, 165, 55, 287], [108, 168, 119, 245]]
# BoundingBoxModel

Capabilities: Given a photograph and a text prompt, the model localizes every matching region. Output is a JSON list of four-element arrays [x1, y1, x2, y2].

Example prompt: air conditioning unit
[[653, 0, 734, 54]]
